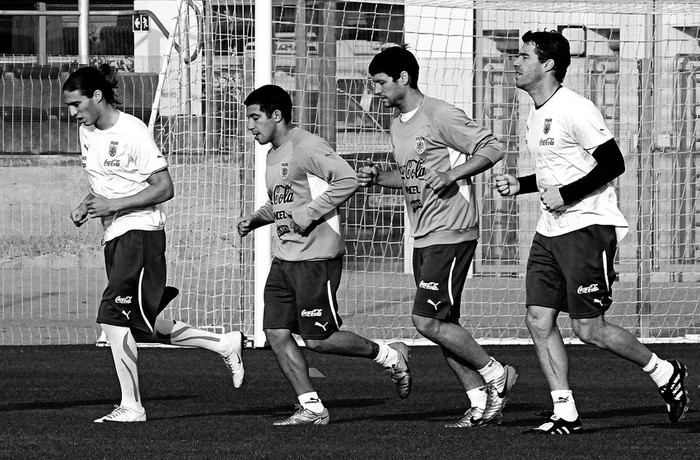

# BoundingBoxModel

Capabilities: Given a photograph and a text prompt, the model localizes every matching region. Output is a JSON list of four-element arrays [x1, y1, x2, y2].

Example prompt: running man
[[239, 84, 411, 426], [64, 65, 244, 423], [358, 46, 517, 428], [495, 30, 689, 434]]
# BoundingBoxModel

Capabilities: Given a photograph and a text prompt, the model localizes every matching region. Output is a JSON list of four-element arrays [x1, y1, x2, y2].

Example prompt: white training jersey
[[79, 111, 168, 242], [526, 86, 629, 240]]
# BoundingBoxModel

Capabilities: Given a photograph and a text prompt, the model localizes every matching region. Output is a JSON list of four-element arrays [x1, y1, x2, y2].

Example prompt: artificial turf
[[1, 343, 698, 458]]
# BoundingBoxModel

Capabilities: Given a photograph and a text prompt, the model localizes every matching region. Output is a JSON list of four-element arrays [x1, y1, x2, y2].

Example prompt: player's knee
[[264, 328, 290, 348], [525, 308, 553, 337], [412, 314, 441, 339], [524, 309, 542, 329], [571, 318, 601, 345], [303, 338, 329, 353]]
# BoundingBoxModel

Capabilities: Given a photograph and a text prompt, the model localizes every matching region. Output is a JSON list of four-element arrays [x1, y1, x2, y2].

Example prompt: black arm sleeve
[[516, 174, 538, 194], [559, 138, 625, 205]]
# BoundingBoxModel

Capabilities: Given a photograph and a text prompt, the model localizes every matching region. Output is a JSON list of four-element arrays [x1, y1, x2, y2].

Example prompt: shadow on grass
[[0, 394, 198, 412]]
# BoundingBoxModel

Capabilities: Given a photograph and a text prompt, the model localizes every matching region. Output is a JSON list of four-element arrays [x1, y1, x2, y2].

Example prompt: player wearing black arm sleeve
[[512, 138, 625, 203], [494, 30, 689, 435]]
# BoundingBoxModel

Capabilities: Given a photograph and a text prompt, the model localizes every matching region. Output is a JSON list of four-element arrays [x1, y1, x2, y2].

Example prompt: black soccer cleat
[[658, 359, 690, 423], [523, 415, 583, 435]]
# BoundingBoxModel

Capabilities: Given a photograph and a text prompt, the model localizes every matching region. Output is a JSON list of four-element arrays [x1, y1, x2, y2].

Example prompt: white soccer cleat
[[273, 404, 330, 426], [94, 405, 146, 423], [445, 407, 503, 428], [482, 364, 518, 422], [222, 331, 245, 388]]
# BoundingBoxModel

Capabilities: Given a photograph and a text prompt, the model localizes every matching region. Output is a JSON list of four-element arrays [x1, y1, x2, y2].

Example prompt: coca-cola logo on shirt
[[272, 184, 294, 204], [398, 158, 426, 180]]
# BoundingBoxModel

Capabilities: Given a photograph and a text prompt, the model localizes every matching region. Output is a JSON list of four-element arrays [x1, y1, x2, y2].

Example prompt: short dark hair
[[244, 84, 293, 123], [62, 64, 121, 105], [521, 30, 571, 83], [368, 45, 419, 89]]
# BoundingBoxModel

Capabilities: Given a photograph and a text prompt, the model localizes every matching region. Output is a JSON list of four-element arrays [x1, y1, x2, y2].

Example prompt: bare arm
[[85, 169, 174, 218], [357, 159, 403, 189], [237, 201, 275, 237], [70, 192, 94, 227], [424, 145, 501, 191]]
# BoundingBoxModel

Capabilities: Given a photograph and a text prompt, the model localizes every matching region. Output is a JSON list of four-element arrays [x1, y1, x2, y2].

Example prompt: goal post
[[253, 0, 273, 348]]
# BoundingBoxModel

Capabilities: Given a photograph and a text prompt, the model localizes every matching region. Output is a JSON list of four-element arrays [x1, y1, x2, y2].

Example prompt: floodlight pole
[[253, 0, 273, 348], [78, 0, 89, 65]]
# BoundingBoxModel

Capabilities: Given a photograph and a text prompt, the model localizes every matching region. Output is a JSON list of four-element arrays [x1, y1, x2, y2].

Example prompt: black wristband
[[516, 174, 538, 194]]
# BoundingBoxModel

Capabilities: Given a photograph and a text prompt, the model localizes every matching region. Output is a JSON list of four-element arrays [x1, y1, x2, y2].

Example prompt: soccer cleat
[[445, 407, 503, 428], [387, 342, 412, 399], [94, 405, 146, 423], [482, 364, 518, 422], [221, 331, 245, 388], [658, 359, 690, 423], [273, 404, 330, 426], [523, 415, 583, 435]]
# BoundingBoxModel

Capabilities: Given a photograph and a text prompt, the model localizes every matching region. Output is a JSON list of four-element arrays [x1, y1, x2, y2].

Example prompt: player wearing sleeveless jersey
[[495, 30, 689, 434], [359, 46, 518, 428], [238, 85, 411, 425], [63, 65, 244, 424]]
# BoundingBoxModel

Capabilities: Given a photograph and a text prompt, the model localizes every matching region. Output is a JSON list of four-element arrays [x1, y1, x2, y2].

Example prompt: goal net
[[2, 0, 699, 345], [148, 0, 700, 346]]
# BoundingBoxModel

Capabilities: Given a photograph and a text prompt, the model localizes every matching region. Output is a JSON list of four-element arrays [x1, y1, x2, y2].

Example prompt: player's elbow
[[477, 142, 504, 166], [617, 157, 626, 176], [159, 182, 175, 203]]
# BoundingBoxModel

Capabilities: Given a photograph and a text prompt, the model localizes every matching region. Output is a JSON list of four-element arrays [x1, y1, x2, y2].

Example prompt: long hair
[[62, 64, 121, 106]]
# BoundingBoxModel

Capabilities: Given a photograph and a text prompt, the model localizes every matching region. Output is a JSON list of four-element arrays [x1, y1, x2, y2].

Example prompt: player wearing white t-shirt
[[63, 65, 244, 424], [495, 31, 689, 434], [359, 46, 518, 429]]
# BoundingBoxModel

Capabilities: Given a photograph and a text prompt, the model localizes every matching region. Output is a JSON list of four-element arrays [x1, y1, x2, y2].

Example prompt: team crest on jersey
[[415, 136, 426, 155], [543, 118, 552, 135], [108, 141, 118, 157], [280, 162, 289, 179]]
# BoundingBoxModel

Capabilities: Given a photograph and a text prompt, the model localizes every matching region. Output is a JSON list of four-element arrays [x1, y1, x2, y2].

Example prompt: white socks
[[643, 353, 674, 387], [552, 390, 579, 422], [467, 386, 488, 411], [373, 342, 399, 368], [298, 392, 325, 413], [477, 357, 505, 384], [102, 324, 143, 411], [156, 319, 229, 355]]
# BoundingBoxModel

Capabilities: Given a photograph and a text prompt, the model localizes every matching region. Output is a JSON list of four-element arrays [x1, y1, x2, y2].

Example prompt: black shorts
[[263, 257, 344, 340], [97, 230, 167, 334], [411, 240, 477, 322], [526, 225, 617, 319]]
